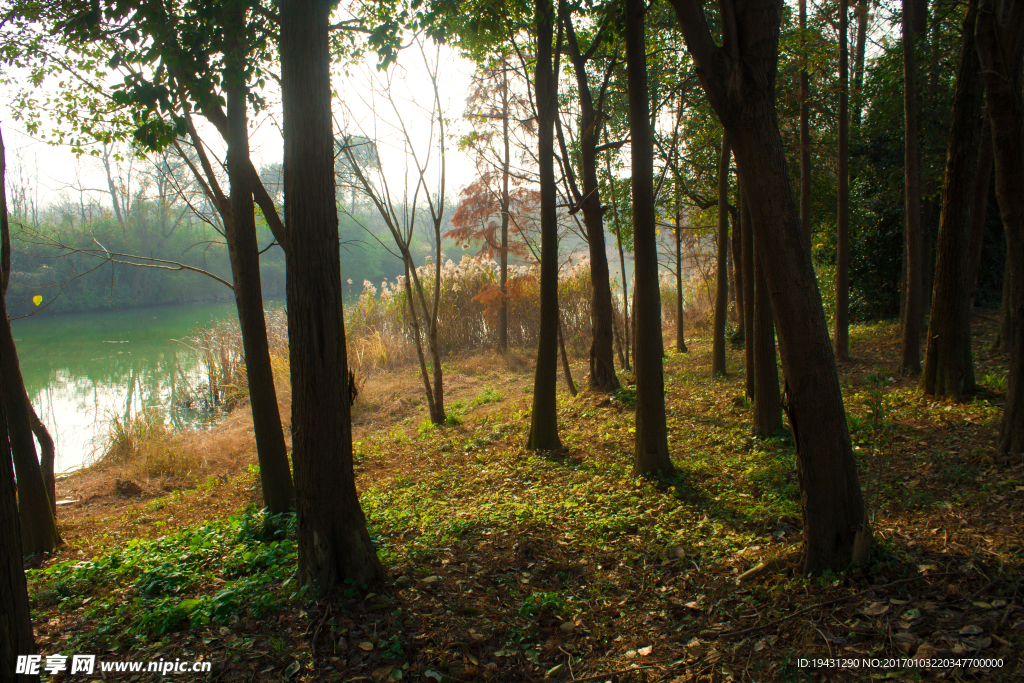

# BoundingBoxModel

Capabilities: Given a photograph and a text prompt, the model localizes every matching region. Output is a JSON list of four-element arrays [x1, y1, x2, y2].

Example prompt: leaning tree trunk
[[564, 30, 620, 393], [280, 0, 384, 591], [1, 390, 38, 683], [626, 0, 674, 477], [526, 0, 562, 451], [28, 407, 55, 515], [712, 132, 731, 377], [224, 28, 295, 514], [900, 0, 927, 374], [669, 0, 869, 573], [753, 223, 783, 436], [921, 1, 983, 399], [976, 0, 1024, 456], [835, 0, 851, 360]]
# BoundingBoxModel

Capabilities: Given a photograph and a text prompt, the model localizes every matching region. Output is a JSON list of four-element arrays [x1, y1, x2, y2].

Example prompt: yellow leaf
[[32, 295, 42, 306]]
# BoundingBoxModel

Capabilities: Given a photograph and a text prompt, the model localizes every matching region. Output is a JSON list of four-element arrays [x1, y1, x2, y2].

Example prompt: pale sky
[[0, 36, 481, 212]]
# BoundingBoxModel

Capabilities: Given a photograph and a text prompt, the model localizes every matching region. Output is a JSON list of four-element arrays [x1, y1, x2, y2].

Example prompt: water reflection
[[12, 302, 238, 473]]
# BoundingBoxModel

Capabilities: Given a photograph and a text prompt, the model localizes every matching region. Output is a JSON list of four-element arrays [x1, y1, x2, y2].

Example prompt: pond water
[[11, 301, 239, 474]]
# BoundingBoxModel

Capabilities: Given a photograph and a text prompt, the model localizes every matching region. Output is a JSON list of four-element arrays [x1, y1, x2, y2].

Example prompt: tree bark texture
[[835, 0, 850, 360], [742, 185, 755, 400], [558, 317, 577, 396], [626, 0, 674, 476], [280, 0, 384, 590], [224, 18, 295, 514], [799, 0, 812, 251], [976, 0, 1024, 456], [921, 2, 983, 399], [901, 0, 927, 374], [0, 391, 38, 683], [527, 0, 562, 451], [753, 226, 783, 436], [713, 132, 732, 377], [669, 0, 868, 572]]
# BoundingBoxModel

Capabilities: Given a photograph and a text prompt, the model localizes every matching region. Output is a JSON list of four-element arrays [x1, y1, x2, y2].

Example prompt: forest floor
[[28, 314, 1023, 682]]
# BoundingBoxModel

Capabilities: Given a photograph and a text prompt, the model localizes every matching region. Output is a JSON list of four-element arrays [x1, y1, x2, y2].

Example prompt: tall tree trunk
[[526, 0, 562, 451], [731, 190, 745, 343], [608, 153, 631, 371], [799, 0, 812, 251], [625, 0, 674, 476], [921, 1, 983, 399], [670, 0, 869, 573], [712, 132, 732, 376], [976, 0, 1024, 456], [498, 62, 511, 352], [835, 0, 851, 360], [853, 0, 869, 127], [742, 183, 755, 400], [562, 14, 619, 392], [901, 0, 927, 374], [280, 0, 383, 590], [675, 200, 688, 353], [753, 223, 783, 436], [0, 128, 59, 555], [967, 111, 993, 311], [1, 391, 38, 683], [224, 16, 295, 514]]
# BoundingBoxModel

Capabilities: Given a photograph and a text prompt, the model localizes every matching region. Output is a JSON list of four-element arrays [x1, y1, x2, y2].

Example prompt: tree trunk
[[742, 183, 755, 400], [976, 0, 1024, 456], [675, 202, 688, 353], [224, 22, 295, 514], [835, 0, 851, 360], [280, 0, 384, 591], [669, 0, 869, 572], [921, 2, 983, 399], [753, 223, 783, 436], [27, 407, 55, 516], [0, 392, 38, 683], [901, 0, 927, 374], [968, 111, 993, 311], [608, 154, 631, 371], [712, 132, 732, 377], [853, 0, 869, 127], [731, 190, 744, 344], [526, 0, 562, 451], [995, 259, 1011, 351], [562, 18, 620, 393], [557, 317, 577, 396], [498, 64, 510, 353], [799, 0, 812, 251], [626, 0, 674, 477]]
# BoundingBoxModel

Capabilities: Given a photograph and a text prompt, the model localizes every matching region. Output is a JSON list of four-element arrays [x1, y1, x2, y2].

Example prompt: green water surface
[[11, 301, 239, 473]]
